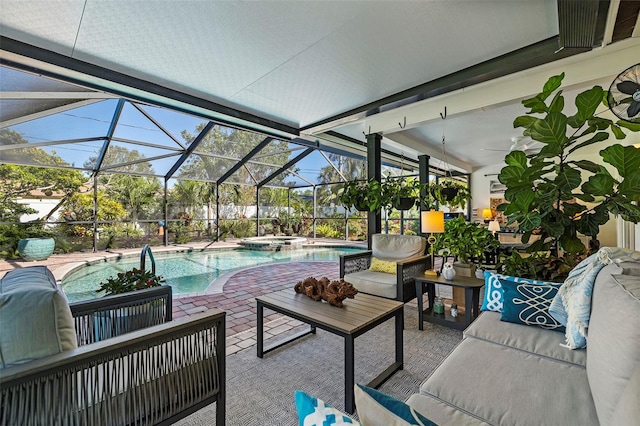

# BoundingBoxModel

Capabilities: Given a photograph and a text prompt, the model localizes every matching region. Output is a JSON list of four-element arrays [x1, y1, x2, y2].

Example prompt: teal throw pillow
[[481, 271, 560, 313], [354, 384, 437, 426], [500, 278, 565, 332], [295, 390, 360, 426]]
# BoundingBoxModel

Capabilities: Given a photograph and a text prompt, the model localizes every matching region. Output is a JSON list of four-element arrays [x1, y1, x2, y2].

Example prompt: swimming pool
[[62, 246, 364, 302]]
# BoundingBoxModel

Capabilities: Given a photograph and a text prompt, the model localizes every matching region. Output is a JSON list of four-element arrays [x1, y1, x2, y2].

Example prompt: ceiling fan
[[481, 137, 542, 155], [607, 63, 640, 124]]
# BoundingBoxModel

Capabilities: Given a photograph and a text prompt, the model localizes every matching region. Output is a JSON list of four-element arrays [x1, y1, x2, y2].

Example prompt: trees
[[86, 145, 162, 224], [0, 129, 85, 221]]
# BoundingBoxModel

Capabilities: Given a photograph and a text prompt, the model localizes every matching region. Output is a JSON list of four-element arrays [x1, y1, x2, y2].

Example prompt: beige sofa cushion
[[587, 267, 640, 425], [610, 365, 640, 425], [0, 266, 77, 368], [464, 311, 586, 366], [371, 234, 425, 262], [419, 338, 597, 426]]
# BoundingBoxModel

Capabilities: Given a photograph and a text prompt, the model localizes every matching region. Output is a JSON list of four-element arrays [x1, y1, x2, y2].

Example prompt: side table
[[414, 274, 484, 331]]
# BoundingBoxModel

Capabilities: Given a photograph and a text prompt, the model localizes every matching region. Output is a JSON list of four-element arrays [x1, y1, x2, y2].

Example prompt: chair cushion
[[344, 270, 398, 299], [371, 234, 425, 263], [0, 266, 77, 368]]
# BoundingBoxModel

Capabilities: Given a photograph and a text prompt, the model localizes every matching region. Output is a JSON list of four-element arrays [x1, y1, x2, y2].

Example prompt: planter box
[[17, 238, 55, 261], [93, 300, 164, 341]]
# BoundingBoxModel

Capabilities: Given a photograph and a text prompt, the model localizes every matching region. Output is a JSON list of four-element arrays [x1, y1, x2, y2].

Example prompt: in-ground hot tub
[[239, 236, 307, 251]]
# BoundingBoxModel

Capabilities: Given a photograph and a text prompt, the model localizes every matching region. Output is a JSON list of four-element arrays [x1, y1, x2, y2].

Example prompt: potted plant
[[497, 72, 640, 271], [338, 179, 388, 212], [97, 268, 165, 295], [383, 177, 420, 210], [17, 222, 56, 261], [433, 216, 500, 276], [95, 268, 166, 339]]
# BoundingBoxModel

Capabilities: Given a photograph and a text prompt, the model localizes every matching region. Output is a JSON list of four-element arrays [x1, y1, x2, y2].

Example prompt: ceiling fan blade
[[617, 80, 640, 95], [627, 101, 640, 118]]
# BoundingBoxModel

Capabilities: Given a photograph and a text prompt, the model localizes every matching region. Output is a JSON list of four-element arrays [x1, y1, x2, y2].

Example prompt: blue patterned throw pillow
[[481, 271, 560, 313], [500, 278, 565, 332], [295, 390, 360, 426], [354, 384, 437, 426]]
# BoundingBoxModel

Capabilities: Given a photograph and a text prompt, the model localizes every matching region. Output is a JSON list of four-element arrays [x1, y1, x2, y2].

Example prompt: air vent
[[558, 0, 609, 48]]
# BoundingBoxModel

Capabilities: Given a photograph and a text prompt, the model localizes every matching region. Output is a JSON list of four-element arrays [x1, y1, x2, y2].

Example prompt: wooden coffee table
[[256, 289, 404, 413]]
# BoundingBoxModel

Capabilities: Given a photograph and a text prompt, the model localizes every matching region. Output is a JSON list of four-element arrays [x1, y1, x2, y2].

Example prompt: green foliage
[[315, 223, 342, 239], [498, 73, 640, 256], [425, 180, 471, 210], [338, 179, 389, 211], [433, 216, 499, 264], [499, 251, 587, 282], [0, 130, 85, 221], [383, 177, 420, 210], [97, 268, 165, 296], [0, 225, 26, 258]]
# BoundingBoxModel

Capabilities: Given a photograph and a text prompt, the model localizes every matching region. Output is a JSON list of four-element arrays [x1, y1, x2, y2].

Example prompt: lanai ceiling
[[1, 0, 639, 172]]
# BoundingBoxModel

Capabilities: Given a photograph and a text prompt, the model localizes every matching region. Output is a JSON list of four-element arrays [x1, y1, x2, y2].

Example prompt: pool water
[[62, 247, 364, 302]]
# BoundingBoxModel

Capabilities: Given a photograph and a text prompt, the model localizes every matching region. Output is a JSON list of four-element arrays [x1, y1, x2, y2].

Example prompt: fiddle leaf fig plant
[[498, 72, 640, 255]]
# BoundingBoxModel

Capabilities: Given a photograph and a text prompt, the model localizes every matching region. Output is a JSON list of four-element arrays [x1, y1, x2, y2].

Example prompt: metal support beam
[[367, 133, 382, 249], [217, 137, 273, 185], [164, 122, 215, 180], [92, 174, 98, 253], [94, 99, 125, 172], [312, 185, 317, 238], [419, 155, 431, 211], [256, 186, 260, 236], [257, 148, 315, 188], [163, 178, 169, 246], [216, 183, 220, 241]]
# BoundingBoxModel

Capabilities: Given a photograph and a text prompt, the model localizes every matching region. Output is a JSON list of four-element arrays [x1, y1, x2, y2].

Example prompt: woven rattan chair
[[0, 267, 225, 425], [340, 234, 428, 302]]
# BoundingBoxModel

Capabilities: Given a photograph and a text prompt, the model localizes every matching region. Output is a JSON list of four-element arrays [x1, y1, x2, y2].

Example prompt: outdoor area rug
[[176, 304, 463, 426]]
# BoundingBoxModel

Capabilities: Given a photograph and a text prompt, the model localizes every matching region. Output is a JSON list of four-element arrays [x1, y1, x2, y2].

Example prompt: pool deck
[[0, 238, 367, 356]]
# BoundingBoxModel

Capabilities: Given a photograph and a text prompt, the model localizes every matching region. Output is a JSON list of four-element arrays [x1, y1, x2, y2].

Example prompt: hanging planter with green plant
[[338, 179, 389, 212], [383, 177, 421, 210]]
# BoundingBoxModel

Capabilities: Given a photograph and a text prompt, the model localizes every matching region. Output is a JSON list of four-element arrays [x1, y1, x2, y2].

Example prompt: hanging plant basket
[[354, 200, 370, 212], [392, 197, 416, 210], [440, 187, 459, 202]]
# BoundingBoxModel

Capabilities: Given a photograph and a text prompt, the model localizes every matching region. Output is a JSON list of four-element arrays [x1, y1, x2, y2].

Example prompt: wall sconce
[[421, 210, 445, 275]]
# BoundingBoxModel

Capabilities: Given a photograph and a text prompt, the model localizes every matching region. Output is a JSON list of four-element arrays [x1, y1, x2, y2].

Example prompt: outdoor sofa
[[405, 260, 640, 425], [0, 266, 226, 425]]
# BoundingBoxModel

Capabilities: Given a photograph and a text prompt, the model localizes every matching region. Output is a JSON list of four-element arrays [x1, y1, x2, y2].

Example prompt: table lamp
[[421, 210, 445, 275], [482, 208, 493, 223], [488, 220, 501, 236]]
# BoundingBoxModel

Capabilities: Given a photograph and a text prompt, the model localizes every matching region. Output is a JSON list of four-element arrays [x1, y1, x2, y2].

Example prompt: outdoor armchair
[[340, 234, 428, 302], [0, 266, 226, 425]]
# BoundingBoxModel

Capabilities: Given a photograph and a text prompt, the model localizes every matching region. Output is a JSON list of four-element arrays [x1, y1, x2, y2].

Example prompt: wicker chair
[[340, 234, 428, 302], [0, 267, 225, 425]]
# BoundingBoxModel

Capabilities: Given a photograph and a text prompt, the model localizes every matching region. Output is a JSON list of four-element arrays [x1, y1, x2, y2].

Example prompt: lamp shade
[[421, 210, 445, 233], [482, 208, 493, 220], [488, 220, 501, 233]]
